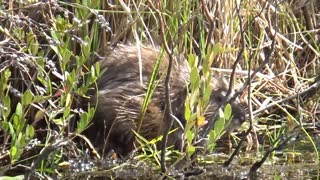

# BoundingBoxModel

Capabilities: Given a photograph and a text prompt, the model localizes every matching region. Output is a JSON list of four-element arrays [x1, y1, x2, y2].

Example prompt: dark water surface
[[65, 150, 319, 179]]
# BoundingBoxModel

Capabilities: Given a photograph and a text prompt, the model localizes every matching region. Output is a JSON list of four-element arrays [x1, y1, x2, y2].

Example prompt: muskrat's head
[[204, 76, 246, 133]]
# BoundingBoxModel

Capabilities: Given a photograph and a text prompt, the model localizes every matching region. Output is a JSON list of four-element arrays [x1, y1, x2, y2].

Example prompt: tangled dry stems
[[0, 0, 319, 177]]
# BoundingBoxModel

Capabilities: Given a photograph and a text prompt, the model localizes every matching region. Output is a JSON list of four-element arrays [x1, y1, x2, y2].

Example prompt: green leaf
[[3, 96, 11, 117], [224, 104, 232, 121], [202, 83, 212, 107], [12, 114, 20, 130], [214, 117, 225, 136], [61, 49, 72, 70], [33, 95, 45, 103], [1, 121, 9, 132], [8, 122, 15, 140], [77, 112, 89, 133], [76, 55, 85, 67], [13, 103, 24, 134], [190, 67, 200, 91], [27, 31, 39, 55], [214, 109, 226, 135], [184, 95, 192, 122], [90, 65, 96, 78], [13, 27, 24, 41], [34, 109, 45, 122], [10, 146, 17, 160], [53, 118, 64, 126], [0, 175, 25, 180], [49, 31, 62, 60], [0, 69, 11, 93], [88, 107, 95, 119], [82, 36, 91, 58], [186, 130, 194, 144], [65, 93, 71, 107], [63, 106, 71, 118], [16, 132, 24, 147], [65, 72, 71, 87], [212, 43, 224, 56], [5, 69, 11, 79], [189, 88, 199, 107], [187, 54, 198, 68], [184, 105, 191, 122], [187, 145, 195, 158], [15, 103, 22, 117], [218, 108, 224, 119], [95, 62, 101, 76], [208, 130, 216, 145], [37, 74, 48, 89], [208, 130, 217, 152], [26, 125, 35, 138], [22, 90, 33, 106]]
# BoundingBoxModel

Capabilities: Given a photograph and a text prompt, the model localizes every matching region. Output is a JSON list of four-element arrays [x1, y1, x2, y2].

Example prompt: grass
[[0, 0, 319, 178]]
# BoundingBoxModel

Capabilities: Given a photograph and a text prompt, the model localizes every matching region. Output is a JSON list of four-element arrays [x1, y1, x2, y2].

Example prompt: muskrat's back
[[84, 45, 245, 156]]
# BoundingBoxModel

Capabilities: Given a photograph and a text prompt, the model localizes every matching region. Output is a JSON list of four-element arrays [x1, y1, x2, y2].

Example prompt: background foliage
[[0, 0, 319, 178]]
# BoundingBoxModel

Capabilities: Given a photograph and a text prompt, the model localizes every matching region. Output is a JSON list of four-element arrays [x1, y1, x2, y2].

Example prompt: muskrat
[[84, 45, 246, 156]]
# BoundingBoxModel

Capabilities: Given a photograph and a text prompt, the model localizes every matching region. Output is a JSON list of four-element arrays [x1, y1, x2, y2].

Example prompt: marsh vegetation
[[0, 0, 319, 179]]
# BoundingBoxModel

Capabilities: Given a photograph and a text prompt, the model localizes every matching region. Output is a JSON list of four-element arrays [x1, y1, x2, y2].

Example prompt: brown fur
[[84, 45, 245, 156]]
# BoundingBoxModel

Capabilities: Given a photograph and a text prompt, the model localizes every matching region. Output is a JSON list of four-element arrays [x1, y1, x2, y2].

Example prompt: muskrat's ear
[[95, 45, 115, 57], [211, 73, 230, 92]]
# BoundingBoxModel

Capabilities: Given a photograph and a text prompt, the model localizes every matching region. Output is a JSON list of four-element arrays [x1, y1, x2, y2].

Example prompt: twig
[[146, 0, 174, 174], [201, 0, 268, 138], [224, 0, 271, 166], [249, 128, 300, 174], [223, 0, 251, 167]]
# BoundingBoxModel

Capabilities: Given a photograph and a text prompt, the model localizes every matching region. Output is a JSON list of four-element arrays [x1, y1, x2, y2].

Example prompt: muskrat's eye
[[215, 94, 224, 102], [211, 91, 226, 103]]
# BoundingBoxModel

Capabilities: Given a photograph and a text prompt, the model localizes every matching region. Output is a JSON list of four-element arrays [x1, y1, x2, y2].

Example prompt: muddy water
[[65, 149, 319, 179], [62, 131, 320, 179]]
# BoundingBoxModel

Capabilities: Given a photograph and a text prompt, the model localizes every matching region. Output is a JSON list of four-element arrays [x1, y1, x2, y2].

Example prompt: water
[[64, 150, 319, 179]]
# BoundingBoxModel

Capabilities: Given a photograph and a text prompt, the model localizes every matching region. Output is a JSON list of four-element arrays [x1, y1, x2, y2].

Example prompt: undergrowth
[[0, 0, 319, 179]]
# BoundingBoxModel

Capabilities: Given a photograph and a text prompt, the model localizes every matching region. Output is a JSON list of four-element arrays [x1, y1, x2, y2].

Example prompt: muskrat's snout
[[207, 79, 246, 133], [225, 100, 246, 133]]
